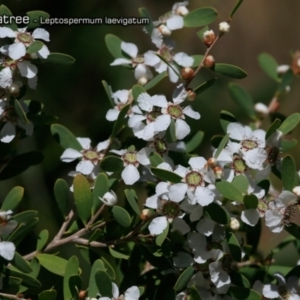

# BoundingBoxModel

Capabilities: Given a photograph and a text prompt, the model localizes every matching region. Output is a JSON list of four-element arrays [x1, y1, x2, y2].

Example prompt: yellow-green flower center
[[3, 57, 17, 69], [123, 151, 138, 165], [167, 104, 182, 119], [147, 110, 162, 122], [241, 139, 258, 150], [185, 171, 203, 187], [132, 55, 144, 64], [159, 47, 173, 62], [82, 149, 101, 163], [17, 32, 33, 44], [232, 156, 247, 174], [268, 147, 280, 165], [154, 138, 168, 154], [162, 201, 180, 218]]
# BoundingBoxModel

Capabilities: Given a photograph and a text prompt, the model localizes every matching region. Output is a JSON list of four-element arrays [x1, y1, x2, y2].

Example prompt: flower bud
[[230, 217, 240, 231], [181, 67, 194, 81], [213, 166, 223, 179], [207, 157, 217, 168], [175, 5, 189, 16], [203, 55, 215, 68], [99, 190, 117, 206], [203, 30, 215, 47], [138, 77, 148, 86], [254, 102, 269, 116], [186, 89, 196, 101], [292, 51, 300, 75], [158, 25, 171, 36], [277, 64, 290, 75], [7, 83, 20, 96], [140, 209, 153, 221], [78, 290, 86, 300], [293, 186, 300, 197], [219, 22, 230, 33]]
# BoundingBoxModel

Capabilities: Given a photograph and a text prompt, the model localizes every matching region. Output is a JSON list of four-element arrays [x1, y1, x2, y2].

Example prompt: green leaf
[[13, 210, 38, 224], [14, 99, 29, 124], [230, 0, 244, 19], [215, 180, 243, 202], [139, 7, 154, 35], [232, 175, 249, 194], [278, 113, 300, 135], [258, 53, 279, 82], [191, 54, 204, 68], [220, 110, 237, 132], [230, 270, 250, 288], [185, 131, 204, 153], [166, 119, 177, 143], [112, 206, 132, 227], [144, 72, 168, 90], [37, 229, 49, 251], [149, 152, 164, 167], [11, 252, 32, 273], [228, 232, 242, 261], [156, 222, 169, 246], [37, 254, 67, 276], [26, 41, 44, 54], [92, 173, 109, 215], [281, 139, 298, 152], [184, 7, 217, 27], [214, 63, 247, 79], [54, 178, 70, 219], [214, 134, 229, 159], [8, 269, 41, 288], [287, 265, 300, 278], [151, 167, 182, 183], [125, 189, 141, 216], [189, 286, 201, 300], [88, 229, 103, 243], [95, 270, 112, 297], [132, 84, 146, 101], [45, 53, 76, 64], [174, 266, 194, 292], [105, 34, 124, 59], [1, 186, 24, 211], [39, 290, 57, 300], [228, 83, 256, 119], [102, 80, 114, 107], [73, 174, 93, 225], [194, 78, 216, 95], [266, 118, 281, 139], [26, 10, 50, 29], [278, 69, 293, 93], [227, 287, 261, 300], [100, 156, 123, 172], [0, 5, 17, 30], [282, 155, 296, 191], [109, 247, 130, 260], [0, 152, 44, 180], [88, 259, 106, 296], [63, 256, 79, 300], [51, 124, 82, 151], [205, 202, 230, 224], [69, 275, 82, 299], [111, 104, 130, 137], [243, 195, 258, 209]]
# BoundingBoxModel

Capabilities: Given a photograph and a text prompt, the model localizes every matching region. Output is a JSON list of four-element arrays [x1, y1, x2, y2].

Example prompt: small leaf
[[109, 247, 130, 260], [174, 266, 194, 292], [26, 10, 50, 29], [139, 7, 154, 35], [144, 72, 168, 90], [73, 174, 93, 225], [14, 99, 29, 124], [112, 206, 132, 227], [105, 34, 124, 59], [190, 54, 204, 68], [125, 189, 141, 216], [1, 186, 24, 211], [220, 110, 237, 132], [230, 270, 250, 288], [281, 139, 298, 152], [95, 270, 112, 297], [11, 252, 32, 273], [151, 167, 182, 183], [132, 84, 146, 101], [185, 131, 204, 153], [88, 229, 103, 243], [111, 104, 130, 137], [228, 83, 256, 119], [194, 78, 216, 95], [156, 222, 169, 246], [0, 5, 17, 30], [189, 286, 201, 300], [278, 69, 293, 93], [51, 124, 82, 151], [88, 259, 106, 297], [149, 152, 164, 167], [102, 80, 114, 107], [37, 254, 67, 276], [184, 7, 217, 27], [69, 275, 82, 298], [13, 210, 38, 224], [258, 53, 279, 82], [26, 41, 44, 54], [166, 119, 177, 143], [216, 180, 243, 202], [54, 179, 70, 219], [63, 256, 79, 300], [281, 155, 296, 191], [8, 269, 41, 288], [214, 63, 247, 79], [214, 134, 229, 159], [243, 195, 258, 209], [204, 202, 230, 224], [45, 53, 75, 65], [278, 113, 300, 135], [92, 173, 109, 215], [232, 175, 249, 194], [228, 232, 242, 262], [37, 229, 49, 251], [266, 118, 281, 139], [230, 0, 244, 19], [100, 156, 123, 172], [39, 289, 57, 300]]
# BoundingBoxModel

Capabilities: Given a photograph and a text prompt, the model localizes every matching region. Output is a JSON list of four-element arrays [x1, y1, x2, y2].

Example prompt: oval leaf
[[109, 247, 130, 260], [184, 7, 217, 27], [281, 155, 296, 191], [174, 266, 194, 292], [27, 10, 50, 29], [278, 113, 300, 135], [215, 180, 243, 202], [214, 64, 247, 79], [37, 254, 67, 276], [100, 156, 124, 172], [45, 53, 75, 64], [105, 34, 124, 59], [92, 173, 109, 215], [1, 186, 24, 211], [95, 270, 112, 297], [112, 206, 131, 227], [258, 53, 279, 82], [37, 229, 49, 251], [54, 178, 71, 219], [151, 168, 182, 183], [204, 202, 230, 224]]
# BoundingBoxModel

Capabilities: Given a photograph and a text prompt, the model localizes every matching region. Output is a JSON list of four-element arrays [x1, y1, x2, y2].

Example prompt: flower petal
[[60, 148, 82, 162], [0, 122, 15, 143], [148, 216, 168, 235], [121, 42, 138, 58], [9, 43, 26, 60], [166, 15, 184, 30], [0, 241, 15, 260], [175, 119, 190, 140], [18, 61, 38, 78], [32, 28, 50, 41], [124, 286, 140, 300], [122, 164, 140, 185], [76, 160, 94, 175], [183, 105, 200, 119]]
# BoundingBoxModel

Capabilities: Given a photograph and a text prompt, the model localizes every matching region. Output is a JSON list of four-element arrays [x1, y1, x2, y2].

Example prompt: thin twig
[[0, 292, 25, 300]]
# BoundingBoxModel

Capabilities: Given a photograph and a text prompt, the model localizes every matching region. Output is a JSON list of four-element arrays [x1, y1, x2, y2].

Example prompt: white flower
[[0, 210, 18, 235], [99, 282, 140, 300], [277, 64, 290, 74], [265, 190, 298, 232], [0, 241, 15, 260], [219, 22, 230, 33], [110, 148, 149, 185], [110, 42, 152, 81], [254, 102, 269, 115], [60, 138, 110, 175], [99, 191, 117, 206], [172, 1, 189, 16], [0, 27, 50, 60]]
